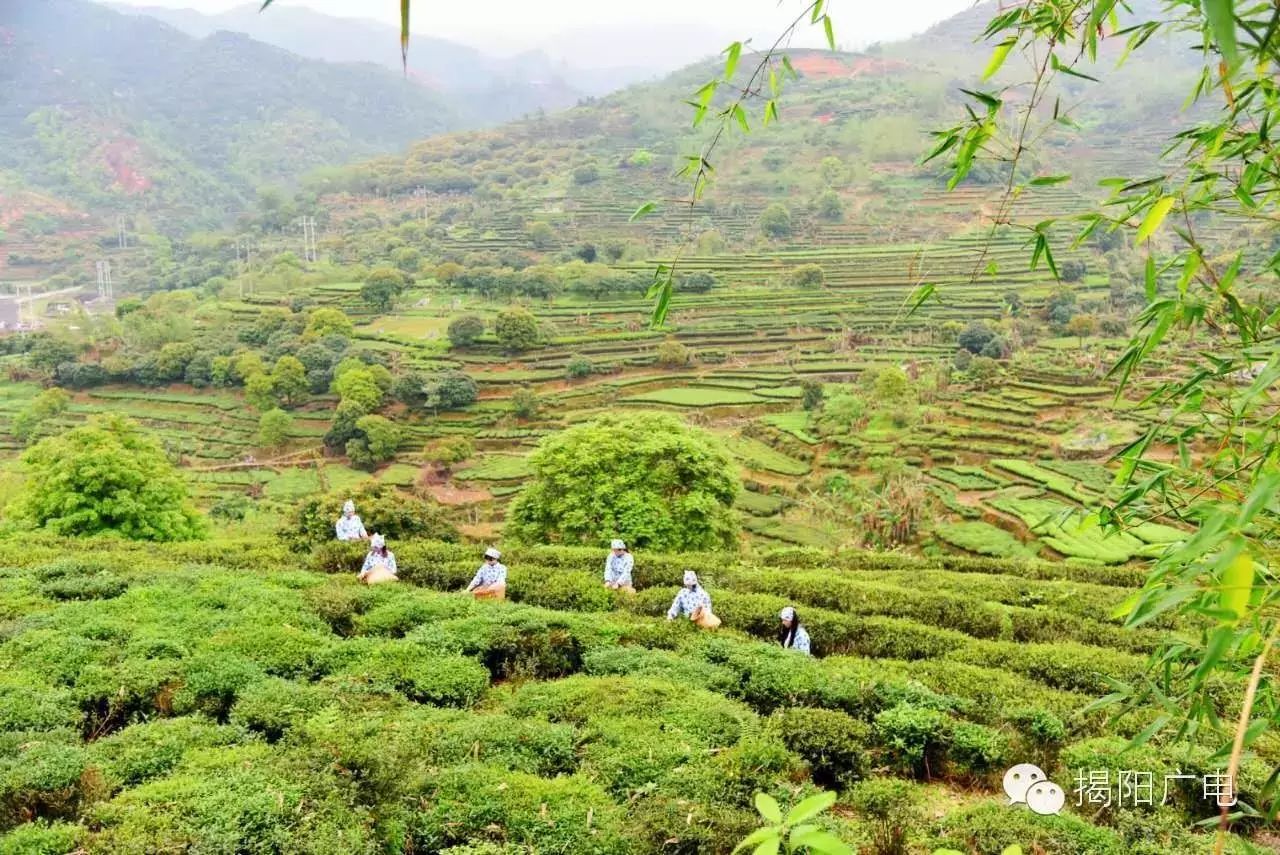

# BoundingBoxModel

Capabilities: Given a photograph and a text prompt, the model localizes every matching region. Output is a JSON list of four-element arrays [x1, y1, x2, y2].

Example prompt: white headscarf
[[342, 500, 356, 516], [779, 606, 796, 621], [370, 533, 385, 550], [611, 539, 626, 550], [682, 571, 698, 587], [484, 547, 501, 560]]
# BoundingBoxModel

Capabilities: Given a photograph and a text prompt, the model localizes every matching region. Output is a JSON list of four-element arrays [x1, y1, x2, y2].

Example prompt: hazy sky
[[111, 0, 978, 64]]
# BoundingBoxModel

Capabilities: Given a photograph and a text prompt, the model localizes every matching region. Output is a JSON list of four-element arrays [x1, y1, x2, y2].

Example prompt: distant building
[[0, 297, 17, 330]]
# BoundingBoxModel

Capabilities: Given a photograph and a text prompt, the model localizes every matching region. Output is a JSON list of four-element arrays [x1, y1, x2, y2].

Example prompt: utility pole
[[297, 217, 317, 263], [96, 260, 113, 300], [17, 283, 35, 328], [116, 216, 128, 249]]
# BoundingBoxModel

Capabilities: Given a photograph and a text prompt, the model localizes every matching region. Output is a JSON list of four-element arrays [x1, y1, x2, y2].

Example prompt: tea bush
[[0, 820, 81, 855], [931, 803, 1127, 854], [281, 482, 458, 549], [0, 536, 1260, 852], [770, 707, 871, 788], [406, 765, 631, 854]]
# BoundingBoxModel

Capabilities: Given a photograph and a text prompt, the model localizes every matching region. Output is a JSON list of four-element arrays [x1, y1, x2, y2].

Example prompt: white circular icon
[[1025, 780, 1065, 815], [1002, 763, 1046, 803]]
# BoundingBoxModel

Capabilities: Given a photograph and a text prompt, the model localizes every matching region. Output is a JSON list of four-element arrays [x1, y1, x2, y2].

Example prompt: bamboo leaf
[[1029, 174, 1071, 186], [763, 100, 779, 126], [823, 15, 836, 50], [1220, 552, 1253, 621], [1203, 0, 1239, 69], [732, 104, 750, 133], [629, 202, 658, 223], [811, 0, 825, 24], [982, 39, 1016, 80], [723, 41, 743, 80], [400, 0, 411, 71], [1135, 196, 1176, 243], [1129, 713, 1172, 749]]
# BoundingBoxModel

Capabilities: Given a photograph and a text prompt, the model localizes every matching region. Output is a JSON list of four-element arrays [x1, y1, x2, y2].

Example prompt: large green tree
[[10, 415, 204, 541], [507, 412, 740, 550], [494, 307, 540, 352]]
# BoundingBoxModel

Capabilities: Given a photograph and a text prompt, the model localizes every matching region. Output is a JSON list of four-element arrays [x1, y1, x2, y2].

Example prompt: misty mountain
[[114, 3, 659, 107], [0, 0, 468, 225]]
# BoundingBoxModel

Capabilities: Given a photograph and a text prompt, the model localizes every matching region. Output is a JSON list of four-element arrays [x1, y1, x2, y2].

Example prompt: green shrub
[[335, 642, 488, 707], [770, 707, 871, 788], [37, 571, 127, 601], [229, 678, 330, 741], [86, 744, 378, 855], [73, 656, 183, 737], [578, 716, 701, 796], [681, 732, 805, 808], [90, 717, 246, 790], [0, 735, 94, 830], [206, 624, 335, 678], [581, 646, 739, 695], [0, 820, 82, 855], [509, 570, 613, 612], [947, 722, 1007, 779], [281, 482, 458, 550], [0, 671, 79, 733], [409, 612, 587, 681], [849, 777, 924, 855], [406, 765, 629, 854], [931, 802, 1125, 854], [873, 703, 951, 778], [504, 676, 752, 747], [625, 794, 757, 855], [171, 651, 266, 719], [305, 581, 377, 635]]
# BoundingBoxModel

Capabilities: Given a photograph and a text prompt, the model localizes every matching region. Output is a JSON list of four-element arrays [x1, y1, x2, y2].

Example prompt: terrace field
[[0, 536, 1272, 853]]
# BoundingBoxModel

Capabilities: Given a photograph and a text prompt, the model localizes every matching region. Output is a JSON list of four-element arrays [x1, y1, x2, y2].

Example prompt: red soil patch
[[789, 54, 909, 79], [104, 139, 151, 194], [789, 54, 851, 78]]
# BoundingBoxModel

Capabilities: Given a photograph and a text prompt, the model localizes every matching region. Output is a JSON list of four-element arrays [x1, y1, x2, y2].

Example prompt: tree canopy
[[507, 412, 740, 551], [10, 415, 204, 541]]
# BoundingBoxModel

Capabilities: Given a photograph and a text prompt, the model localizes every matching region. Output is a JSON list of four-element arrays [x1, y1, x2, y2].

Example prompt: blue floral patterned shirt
[[784, 625, 811, 655], [468, 561, 507, 590], [667, 585, 711, 619], [604, 552, 633, 586], [335, 515, 367, 541], [360, 549, 396, 577]]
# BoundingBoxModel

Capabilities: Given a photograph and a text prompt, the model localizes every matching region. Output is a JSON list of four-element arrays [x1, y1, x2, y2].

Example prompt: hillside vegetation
[[0, 0, 459, 226], [0, 536, 1271, 853]]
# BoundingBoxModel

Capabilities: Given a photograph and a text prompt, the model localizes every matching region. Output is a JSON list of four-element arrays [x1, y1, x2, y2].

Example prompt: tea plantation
[[0, 535, 1273, 853]]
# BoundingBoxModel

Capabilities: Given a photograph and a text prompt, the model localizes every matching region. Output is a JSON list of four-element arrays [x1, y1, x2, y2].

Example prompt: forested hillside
[[118, 2, 599, 117], [0, 0, 459, 226]]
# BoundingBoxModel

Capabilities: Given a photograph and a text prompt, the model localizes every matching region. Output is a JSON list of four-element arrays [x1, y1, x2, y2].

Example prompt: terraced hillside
[[0, 536, 1273, 852], [0, 7, 1217, 559]]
